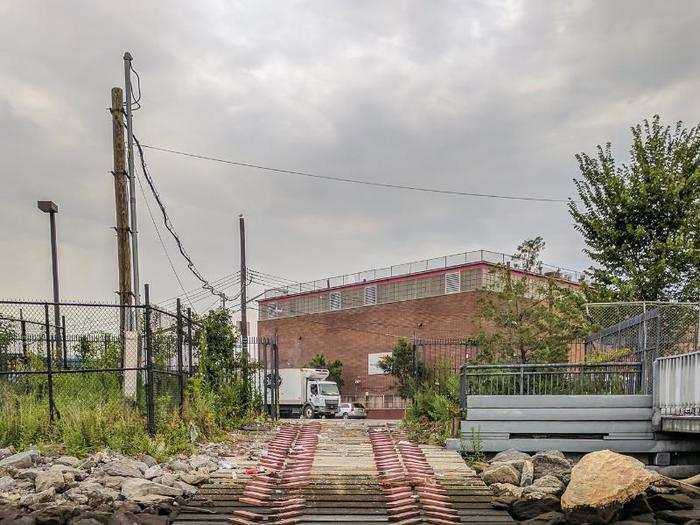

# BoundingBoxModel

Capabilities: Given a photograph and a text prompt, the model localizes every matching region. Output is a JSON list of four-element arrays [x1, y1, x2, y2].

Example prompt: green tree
[[476, 237, 590, 364], [378, 339, 428, 399], [306, 353, 344, 390], [199, 308, 238, 390], [569, 116, 700, 301]]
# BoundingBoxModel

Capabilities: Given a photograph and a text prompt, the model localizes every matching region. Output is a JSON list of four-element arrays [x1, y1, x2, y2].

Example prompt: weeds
[[460, 428, 485, 465]]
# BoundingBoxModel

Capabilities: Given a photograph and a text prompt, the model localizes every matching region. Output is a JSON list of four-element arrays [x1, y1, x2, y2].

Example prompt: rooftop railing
[[262, 249, 583, 299]]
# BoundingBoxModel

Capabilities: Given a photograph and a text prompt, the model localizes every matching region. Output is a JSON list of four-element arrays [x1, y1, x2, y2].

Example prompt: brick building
[[257, 249, 581, 414]]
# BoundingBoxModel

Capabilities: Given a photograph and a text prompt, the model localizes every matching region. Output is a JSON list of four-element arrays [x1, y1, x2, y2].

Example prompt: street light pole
[[38, 200, 62, 364]]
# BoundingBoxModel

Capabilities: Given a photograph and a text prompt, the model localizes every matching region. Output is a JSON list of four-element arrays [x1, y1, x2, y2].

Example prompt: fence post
[[61, 315, 68, 369], [144, 285, 156, 436], [186, 308, 193, 375], [176, 299, 184, 416], [44, 304, 56, 423], [20, 309, 27, 362], [459, 364, 466, 417], [642, 302, 648, 392], [272, 336, 279, 420], [520, 366, 525, 395]]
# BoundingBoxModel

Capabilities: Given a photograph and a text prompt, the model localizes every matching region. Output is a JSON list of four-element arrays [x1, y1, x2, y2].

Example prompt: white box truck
[[273, 368, 340, 419]]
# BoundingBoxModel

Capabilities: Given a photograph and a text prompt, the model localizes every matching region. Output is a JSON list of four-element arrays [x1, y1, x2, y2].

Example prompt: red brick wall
[[257, 291, 483, 398]]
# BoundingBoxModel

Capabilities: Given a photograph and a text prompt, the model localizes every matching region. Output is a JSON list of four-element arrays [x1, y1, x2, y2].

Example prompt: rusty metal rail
[[172, 421, 513, 525]]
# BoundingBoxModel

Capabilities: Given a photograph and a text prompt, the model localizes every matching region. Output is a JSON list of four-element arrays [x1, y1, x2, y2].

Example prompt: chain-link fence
[[0, 292, 200, 435], [585, 302, 700, 392]]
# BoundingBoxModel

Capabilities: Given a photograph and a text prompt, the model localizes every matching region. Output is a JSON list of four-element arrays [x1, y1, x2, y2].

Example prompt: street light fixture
[[37, 200, 62, 365]]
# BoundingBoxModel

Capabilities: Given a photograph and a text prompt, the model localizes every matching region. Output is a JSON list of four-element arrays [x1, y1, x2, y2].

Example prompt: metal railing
[[263, 249, 583, 299], [654, 351, 700, 417], [459, 362, 643, 408]]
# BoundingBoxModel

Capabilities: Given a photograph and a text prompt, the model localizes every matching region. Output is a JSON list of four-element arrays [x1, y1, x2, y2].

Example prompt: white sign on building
[[368, 352, 391, 375]]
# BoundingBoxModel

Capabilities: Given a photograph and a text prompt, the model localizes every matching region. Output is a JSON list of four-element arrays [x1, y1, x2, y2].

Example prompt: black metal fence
[[0, 288, 200, 435], [413, 337, 478, 375], [459, 361, 643, 408]]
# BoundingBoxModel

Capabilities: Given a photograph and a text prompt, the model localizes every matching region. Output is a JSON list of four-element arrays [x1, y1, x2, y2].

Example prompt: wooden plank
[[466, 394, 652, 409]]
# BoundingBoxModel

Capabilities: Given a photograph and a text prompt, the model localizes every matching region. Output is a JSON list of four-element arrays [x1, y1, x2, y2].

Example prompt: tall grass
[[0, 372, 207, 460]]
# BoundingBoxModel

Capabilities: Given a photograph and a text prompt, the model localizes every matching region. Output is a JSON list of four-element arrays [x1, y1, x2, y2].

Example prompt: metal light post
[[37, 200, 62, 363]]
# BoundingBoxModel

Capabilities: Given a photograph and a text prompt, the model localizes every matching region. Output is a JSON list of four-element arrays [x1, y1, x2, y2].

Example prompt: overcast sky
[[2, 1, 699, 322]]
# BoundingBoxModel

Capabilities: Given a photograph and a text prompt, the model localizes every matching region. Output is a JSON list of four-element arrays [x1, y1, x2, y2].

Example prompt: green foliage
[[585, 346, 633, 363], [196, 308, 263, 425], [476, 237, 590, 364], [460, 428, 485, 465], [0, 307, 264, 459], [306, 354, 344, 389], [378, 339, 428, 399], [569, 116, 700, 302], [380, 347, 461, 445], [199, 308, 239, 390], [0, 373, 192, 460]]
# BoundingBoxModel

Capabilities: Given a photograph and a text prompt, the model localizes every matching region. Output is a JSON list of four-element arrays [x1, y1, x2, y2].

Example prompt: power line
[[158, 272, 241, 306], [249, 269, 299, 285], [140, 144, 567, 203], [136, 170, 195, 312], [132, 132, 237, 303]]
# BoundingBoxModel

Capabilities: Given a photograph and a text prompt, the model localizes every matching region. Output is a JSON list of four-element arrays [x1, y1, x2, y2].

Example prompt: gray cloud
[[2, 0, 699, 319]]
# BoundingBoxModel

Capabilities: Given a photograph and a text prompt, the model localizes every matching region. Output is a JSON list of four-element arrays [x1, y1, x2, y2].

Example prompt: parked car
[[336, 402, 366, 419]]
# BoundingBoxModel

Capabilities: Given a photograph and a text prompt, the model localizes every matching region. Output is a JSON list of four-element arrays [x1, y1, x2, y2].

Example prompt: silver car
[[336, 402, 367, 419]]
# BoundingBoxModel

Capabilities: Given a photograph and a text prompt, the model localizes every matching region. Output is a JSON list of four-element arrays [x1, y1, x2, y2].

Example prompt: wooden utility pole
[[111, 87, 133, 337], [239, 214, 248, 406]]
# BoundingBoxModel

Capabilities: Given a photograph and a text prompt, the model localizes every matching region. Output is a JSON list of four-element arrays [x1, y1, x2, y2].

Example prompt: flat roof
[[259, 249, 582, 303]]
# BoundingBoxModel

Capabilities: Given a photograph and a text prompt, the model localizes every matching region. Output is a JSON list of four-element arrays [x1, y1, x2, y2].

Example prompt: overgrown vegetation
[[0, 308, 264, 459], [379, 343, 459, 445], [475, 237, 591, 365]]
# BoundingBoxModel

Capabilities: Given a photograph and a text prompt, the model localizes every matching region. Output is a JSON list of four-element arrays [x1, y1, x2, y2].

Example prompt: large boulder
[[0, 451, 38, 469], [35, 470, 68, 492], [512, 492, 561, 520], [55, 456, 81, 467], [188, 454, 217, 472], [654, 508, 700, 523], [532, 452, 572, 483], [561, 450, 659, 524], [490, 483, 525, 499], [0, 476, 16, 492], [481, 463, 520, 485], [492, 449, 531, 463], [646, 492, 694, 511], [179, 469, 209, 486], [521, 460, 534, 487], [523, 474, 565, 496], [519, 512, 568, 525], [100, 460, 143, 478], [121, 478, 183, 501], [494, 458, 526, 475]]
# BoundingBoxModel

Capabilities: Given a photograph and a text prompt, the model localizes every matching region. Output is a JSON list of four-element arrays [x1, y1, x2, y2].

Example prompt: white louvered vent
[[329, 292, 342, 310], [267, 303, 279, 318], [445, 272, 461, 294], [364, 285, 377, 305]]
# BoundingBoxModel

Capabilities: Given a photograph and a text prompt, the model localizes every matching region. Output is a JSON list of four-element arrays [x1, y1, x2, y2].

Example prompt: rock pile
[[0, 446, 232, 524], [478, 448, 700, 524]]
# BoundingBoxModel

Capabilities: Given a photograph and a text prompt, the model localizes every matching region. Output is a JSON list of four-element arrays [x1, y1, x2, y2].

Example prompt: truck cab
[[274, 368, 341, 418], [306, 378, 340, 418]]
